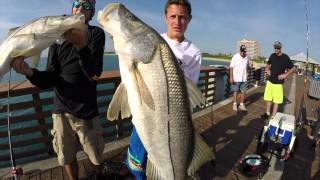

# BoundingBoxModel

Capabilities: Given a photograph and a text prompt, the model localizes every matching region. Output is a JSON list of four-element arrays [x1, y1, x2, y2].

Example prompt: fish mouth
[[102, 3, 121, 17], [98, 3, 122, 26]]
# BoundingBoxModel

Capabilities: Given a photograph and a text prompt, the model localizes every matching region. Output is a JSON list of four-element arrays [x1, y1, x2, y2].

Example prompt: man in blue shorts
[[261, 41, 295, 119], [229, 45, 250, 111]]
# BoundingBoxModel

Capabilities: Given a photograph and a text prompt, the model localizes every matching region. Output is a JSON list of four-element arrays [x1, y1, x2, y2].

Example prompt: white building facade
[[237, 39, 261, 58]]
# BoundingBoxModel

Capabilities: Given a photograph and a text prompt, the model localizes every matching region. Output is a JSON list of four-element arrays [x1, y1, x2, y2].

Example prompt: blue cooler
[[267, 113, 295, 145]]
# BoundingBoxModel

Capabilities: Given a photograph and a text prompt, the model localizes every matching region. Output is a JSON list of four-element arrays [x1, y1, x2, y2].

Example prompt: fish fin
[[187, 133, 215, 176], [146, 159, 165, 180], [7, 26, 20, 36], [186, 78, 206, 109], [31, 53, 41, 68], [135, 70, 155, 110], [11, 48, 36, 58], [107, 82, 131, 121]]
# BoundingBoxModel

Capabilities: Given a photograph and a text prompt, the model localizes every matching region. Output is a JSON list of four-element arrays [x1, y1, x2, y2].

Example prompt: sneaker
[[254, 84, 259, 87], [232, 103, 237, 111], [239, 104, 247, 111], [261, 113, 270, 119]]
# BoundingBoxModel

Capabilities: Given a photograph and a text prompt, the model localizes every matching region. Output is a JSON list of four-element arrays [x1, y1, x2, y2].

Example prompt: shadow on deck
[[194, 75, 320, 180]]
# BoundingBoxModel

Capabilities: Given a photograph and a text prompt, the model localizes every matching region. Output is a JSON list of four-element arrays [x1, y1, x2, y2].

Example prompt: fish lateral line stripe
[[159, 42, 171, 114]]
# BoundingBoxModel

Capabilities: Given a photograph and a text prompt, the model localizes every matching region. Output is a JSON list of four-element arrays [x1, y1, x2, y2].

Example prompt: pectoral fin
[[31, 53, 41, 68], [186, 78, 206, 109], [187, 133, 215, 176], [135, 70, 155, 110], [107, 82, 131, 121], [7, 26, 20, 36]]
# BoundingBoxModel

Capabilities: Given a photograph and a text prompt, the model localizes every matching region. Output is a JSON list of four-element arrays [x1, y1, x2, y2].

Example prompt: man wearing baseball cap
[[12, 0, 107, 179], [261, 41, 295, 119], [229, 45, 250, 111]]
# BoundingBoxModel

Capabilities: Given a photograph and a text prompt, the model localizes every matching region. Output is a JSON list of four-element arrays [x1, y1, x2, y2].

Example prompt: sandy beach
[[203, 56, 231, 62]]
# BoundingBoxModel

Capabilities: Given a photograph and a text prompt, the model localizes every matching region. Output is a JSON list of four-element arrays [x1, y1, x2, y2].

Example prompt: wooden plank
[[0, 111, 52, 126], [97, 89, 116, 96], [50, 166, 64, 180], [78, 161, 87, 179], [0, 98, 53, 113], [0, 124, 52, 137], [28, 173, 41, 180], [32, 93, 54, 156], [0, 148, 49, 161], [82, 159, 94, 178], [40, 169, 52, 180], [0, 136, 50, 150]]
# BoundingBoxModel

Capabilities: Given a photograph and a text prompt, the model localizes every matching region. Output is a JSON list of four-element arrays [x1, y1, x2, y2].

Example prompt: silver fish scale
[[159, 42, 189, 117], [159, 41, 194, 179]]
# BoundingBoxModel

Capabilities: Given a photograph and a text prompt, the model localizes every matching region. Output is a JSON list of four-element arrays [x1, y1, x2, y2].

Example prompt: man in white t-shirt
[[161, 34, 201, 84], [229, 45, 250, 111]]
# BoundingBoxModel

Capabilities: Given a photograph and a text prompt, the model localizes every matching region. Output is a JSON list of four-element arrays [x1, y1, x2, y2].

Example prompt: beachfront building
[[237, 38, 261, 58]]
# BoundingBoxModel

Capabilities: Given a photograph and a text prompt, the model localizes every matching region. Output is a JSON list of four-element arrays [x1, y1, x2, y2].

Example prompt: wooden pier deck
[[1, 74, 320, 180]]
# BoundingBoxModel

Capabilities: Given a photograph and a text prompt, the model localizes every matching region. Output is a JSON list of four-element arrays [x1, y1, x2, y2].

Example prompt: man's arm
[[229, 67, 234, 84], [278, 67, 295, 80], [11, 45, 60, 89], [63, 27, 105, 81], [229, 55, 235, 84], [77, 28, 105, 81], [278, 56, 295, 80]]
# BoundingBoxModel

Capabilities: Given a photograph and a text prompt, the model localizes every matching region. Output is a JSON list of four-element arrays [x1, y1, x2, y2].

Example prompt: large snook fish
[[98, 3, 214, 180], [0, 14, 87, 78]]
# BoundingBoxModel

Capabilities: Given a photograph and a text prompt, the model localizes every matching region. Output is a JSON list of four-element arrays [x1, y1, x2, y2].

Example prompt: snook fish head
[[98, 3, 158, 64]]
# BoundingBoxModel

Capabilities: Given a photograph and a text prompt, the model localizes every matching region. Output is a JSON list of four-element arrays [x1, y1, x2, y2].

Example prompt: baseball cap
[[240, 45, 247, 52], [273, 41, 282, 48]]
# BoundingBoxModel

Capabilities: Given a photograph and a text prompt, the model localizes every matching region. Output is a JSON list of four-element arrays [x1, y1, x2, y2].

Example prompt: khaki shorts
[[51, 113, 105, 166]]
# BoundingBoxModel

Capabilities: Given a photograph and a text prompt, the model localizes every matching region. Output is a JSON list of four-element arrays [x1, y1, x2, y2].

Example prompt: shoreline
[[104, 53, 232, 62], [203, 56, 231, 62]]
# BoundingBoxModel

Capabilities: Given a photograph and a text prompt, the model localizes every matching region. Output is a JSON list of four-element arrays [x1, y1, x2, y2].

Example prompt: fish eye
[[126, 13, 133, 19]]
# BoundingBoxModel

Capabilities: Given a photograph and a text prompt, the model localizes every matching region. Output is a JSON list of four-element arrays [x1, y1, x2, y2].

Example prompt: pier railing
[[0, 66, 265, 167]]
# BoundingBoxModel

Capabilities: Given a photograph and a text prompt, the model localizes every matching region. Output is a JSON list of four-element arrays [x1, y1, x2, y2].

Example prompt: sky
[[0, 0, 319, 60]]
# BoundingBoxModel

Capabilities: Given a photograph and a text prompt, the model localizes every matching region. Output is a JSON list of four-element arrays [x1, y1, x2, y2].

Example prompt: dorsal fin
[[7, 27, 20, 36]]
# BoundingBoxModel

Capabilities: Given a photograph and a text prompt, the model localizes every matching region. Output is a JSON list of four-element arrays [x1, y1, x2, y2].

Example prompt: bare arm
[[229, 67, 234, 84], [265, 64, 271, 76], [278, 67, 296, 80]]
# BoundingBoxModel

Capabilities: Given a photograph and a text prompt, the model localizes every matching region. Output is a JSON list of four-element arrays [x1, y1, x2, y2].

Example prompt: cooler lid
[[268, 112, 296, 130]]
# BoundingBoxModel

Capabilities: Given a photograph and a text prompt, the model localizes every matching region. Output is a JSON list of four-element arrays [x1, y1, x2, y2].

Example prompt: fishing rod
[[7, 69, 22, 180], [304, 0, 310, 83]]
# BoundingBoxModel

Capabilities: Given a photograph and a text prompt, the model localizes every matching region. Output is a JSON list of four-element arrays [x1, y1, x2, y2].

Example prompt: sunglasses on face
[[73, 1, 92, 10], [274, 47, 281, 50]]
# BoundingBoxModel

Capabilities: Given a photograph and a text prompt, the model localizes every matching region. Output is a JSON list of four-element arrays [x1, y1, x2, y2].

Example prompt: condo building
[[237, 39, 261, 58]]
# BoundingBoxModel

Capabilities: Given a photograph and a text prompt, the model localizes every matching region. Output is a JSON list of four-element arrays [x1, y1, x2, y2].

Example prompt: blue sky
[[0, 0, 319, 60]]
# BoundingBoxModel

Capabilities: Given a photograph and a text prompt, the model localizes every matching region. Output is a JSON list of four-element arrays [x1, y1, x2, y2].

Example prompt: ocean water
[[0, 54, 229, 167], [0, 54, 229, 83]]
